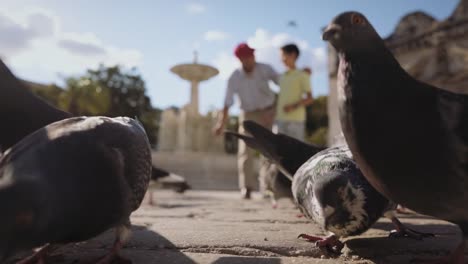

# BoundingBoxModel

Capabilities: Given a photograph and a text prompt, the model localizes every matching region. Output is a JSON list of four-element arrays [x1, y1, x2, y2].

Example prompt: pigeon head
[[322, 11, 382, 53], [315, 171, 368, 236]]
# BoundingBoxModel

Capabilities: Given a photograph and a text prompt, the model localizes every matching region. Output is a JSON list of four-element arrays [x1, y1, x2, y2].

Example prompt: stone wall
[[327, 0, 468, 145]]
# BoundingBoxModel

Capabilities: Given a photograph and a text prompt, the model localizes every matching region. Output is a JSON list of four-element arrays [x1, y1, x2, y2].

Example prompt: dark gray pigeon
[[260, 161, 292, 207], [228, 120, 433, 254], [0, 59, 188, 195], [323, 11, 468, 263], [0, 116, 152, 263], [228, 120, 324, 207], [0, 60, 70, 151], [151, 167, 190, 193]]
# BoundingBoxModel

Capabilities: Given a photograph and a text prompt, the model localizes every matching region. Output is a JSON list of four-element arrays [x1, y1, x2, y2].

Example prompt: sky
[[0, 0, 460, 114]]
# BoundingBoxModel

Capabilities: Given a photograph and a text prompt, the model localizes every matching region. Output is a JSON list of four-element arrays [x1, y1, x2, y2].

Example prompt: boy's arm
[[284, 92, 313, 112]]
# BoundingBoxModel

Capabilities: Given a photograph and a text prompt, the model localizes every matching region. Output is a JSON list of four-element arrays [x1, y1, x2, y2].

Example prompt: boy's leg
[[289, 121, 306, 141]]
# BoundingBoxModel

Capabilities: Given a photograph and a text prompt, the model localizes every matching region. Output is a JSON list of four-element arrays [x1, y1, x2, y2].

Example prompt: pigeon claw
[[16, 244, 61, 264], [15, 255, 46, 264], [390, 216, 435, 240], [389, 228, 435, 240], [95, 254, 132, 264], [95, 240, 131, 264], [298, 234, 344, 255]]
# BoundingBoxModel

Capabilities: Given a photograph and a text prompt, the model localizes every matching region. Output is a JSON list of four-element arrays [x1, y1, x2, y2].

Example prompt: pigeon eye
[[351, 14, 365, 25]]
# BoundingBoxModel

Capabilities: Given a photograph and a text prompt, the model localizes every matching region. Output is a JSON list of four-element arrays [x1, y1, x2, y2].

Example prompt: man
[[275, 43, 313, 141], [213, 42, 278, 199]]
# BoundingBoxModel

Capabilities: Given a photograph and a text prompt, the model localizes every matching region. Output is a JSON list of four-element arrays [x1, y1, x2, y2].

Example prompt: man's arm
[[213, 74, 235, 136], [267, 64, 279, 85], [213, 106, 229, 136]]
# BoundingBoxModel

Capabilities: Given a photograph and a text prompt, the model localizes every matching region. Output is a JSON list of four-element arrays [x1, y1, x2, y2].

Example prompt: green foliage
[[224, 115, 239, 154], [138, 108, 161, 147], [27, 64, 161, 146], [305, 95, 328, 146], [59, 77, 111, 115], [308, 126, 328, 146], [28, 83, 64, 107], [87, 65, 149, 117]]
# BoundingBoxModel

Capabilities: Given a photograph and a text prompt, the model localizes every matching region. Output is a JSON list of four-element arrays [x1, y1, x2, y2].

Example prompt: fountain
[[158, 52, 223, 152], [170, 51, 218, 115]]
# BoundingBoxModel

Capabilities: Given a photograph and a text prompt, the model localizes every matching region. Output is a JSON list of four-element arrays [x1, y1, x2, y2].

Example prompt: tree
[[29, 65, 161, 146], [59, 77, 111, 116], [24, 81, 64, 107], [306, 95, 328, 146], [87, 65, 149, 118]]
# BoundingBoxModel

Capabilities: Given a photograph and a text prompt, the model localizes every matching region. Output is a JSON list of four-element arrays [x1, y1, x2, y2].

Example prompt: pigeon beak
[[322, 24, 342, 41]]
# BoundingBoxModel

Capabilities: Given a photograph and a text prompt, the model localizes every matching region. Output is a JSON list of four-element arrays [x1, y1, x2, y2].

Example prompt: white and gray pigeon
[[247, 126, 325, 207], [228, 120, 433, 254], [323, 11, 468, 263], [0, 116, 152, 263]]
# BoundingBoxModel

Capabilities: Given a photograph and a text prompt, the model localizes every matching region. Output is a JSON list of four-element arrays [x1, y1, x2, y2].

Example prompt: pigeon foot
[[16, 244, 60, 264], [396, 205, 412, 214], [95, 240, 131, 264], [148, 190, 155, 206], [298, 234, 344, 254], [96, 224, 132, 264], [390, 217, 434, 240], [271, 199, 278, 209]]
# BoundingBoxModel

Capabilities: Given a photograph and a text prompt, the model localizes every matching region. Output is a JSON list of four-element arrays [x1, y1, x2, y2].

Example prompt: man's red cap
[[234, 43, 254, 58]]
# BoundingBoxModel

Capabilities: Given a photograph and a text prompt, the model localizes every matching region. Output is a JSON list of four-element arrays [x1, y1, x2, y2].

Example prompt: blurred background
[[3, 0, 466, 189]]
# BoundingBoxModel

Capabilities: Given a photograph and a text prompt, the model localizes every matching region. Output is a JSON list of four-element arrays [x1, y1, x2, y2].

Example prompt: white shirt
[[224, 63, 279, 112]]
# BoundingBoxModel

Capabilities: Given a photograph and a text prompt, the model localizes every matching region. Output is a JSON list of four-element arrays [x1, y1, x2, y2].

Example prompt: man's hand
[[213, 122, 225, 136], [284, 103, 299, 113], [303, 67, 312, 75]]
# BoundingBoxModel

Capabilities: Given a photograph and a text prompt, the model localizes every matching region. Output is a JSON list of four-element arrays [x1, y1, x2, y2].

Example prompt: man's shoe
[[241, 188, 251, 199]]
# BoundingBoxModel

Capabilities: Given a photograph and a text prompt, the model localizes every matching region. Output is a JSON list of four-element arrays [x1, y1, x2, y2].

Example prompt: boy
[[275, 43, 313, 141]]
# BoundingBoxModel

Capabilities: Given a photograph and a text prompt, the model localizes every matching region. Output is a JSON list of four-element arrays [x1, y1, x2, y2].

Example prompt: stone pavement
[[10, 190, 462, 264]]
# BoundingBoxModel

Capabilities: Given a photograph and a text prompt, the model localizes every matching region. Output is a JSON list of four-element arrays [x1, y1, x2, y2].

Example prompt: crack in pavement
[[176, 245, 325, 258]]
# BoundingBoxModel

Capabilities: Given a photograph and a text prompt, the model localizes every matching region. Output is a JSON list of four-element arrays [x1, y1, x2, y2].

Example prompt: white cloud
[[186, 3, 206, 14], [204, 30, 230, 41], [58, 32, 107, 56], [211, 51, 239, 80], [0, 8, 57, 56], [0, 8, 143, 80], [212, 28, 327, 80]]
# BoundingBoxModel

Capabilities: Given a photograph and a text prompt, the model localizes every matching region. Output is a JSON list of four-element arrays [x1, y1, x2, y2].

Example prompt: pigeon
[[260, 161, 293, 207], [227, 120, 433, 254], [0, 60, 71, 151], [0, 59, 189, 195], [147, 167, 191, 205], [323, 11, 468, 263], [287, 20, 298, 27], [151, 167, 190, 193], [0, 116, 152, 263], [228, 120, 324, 207]]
